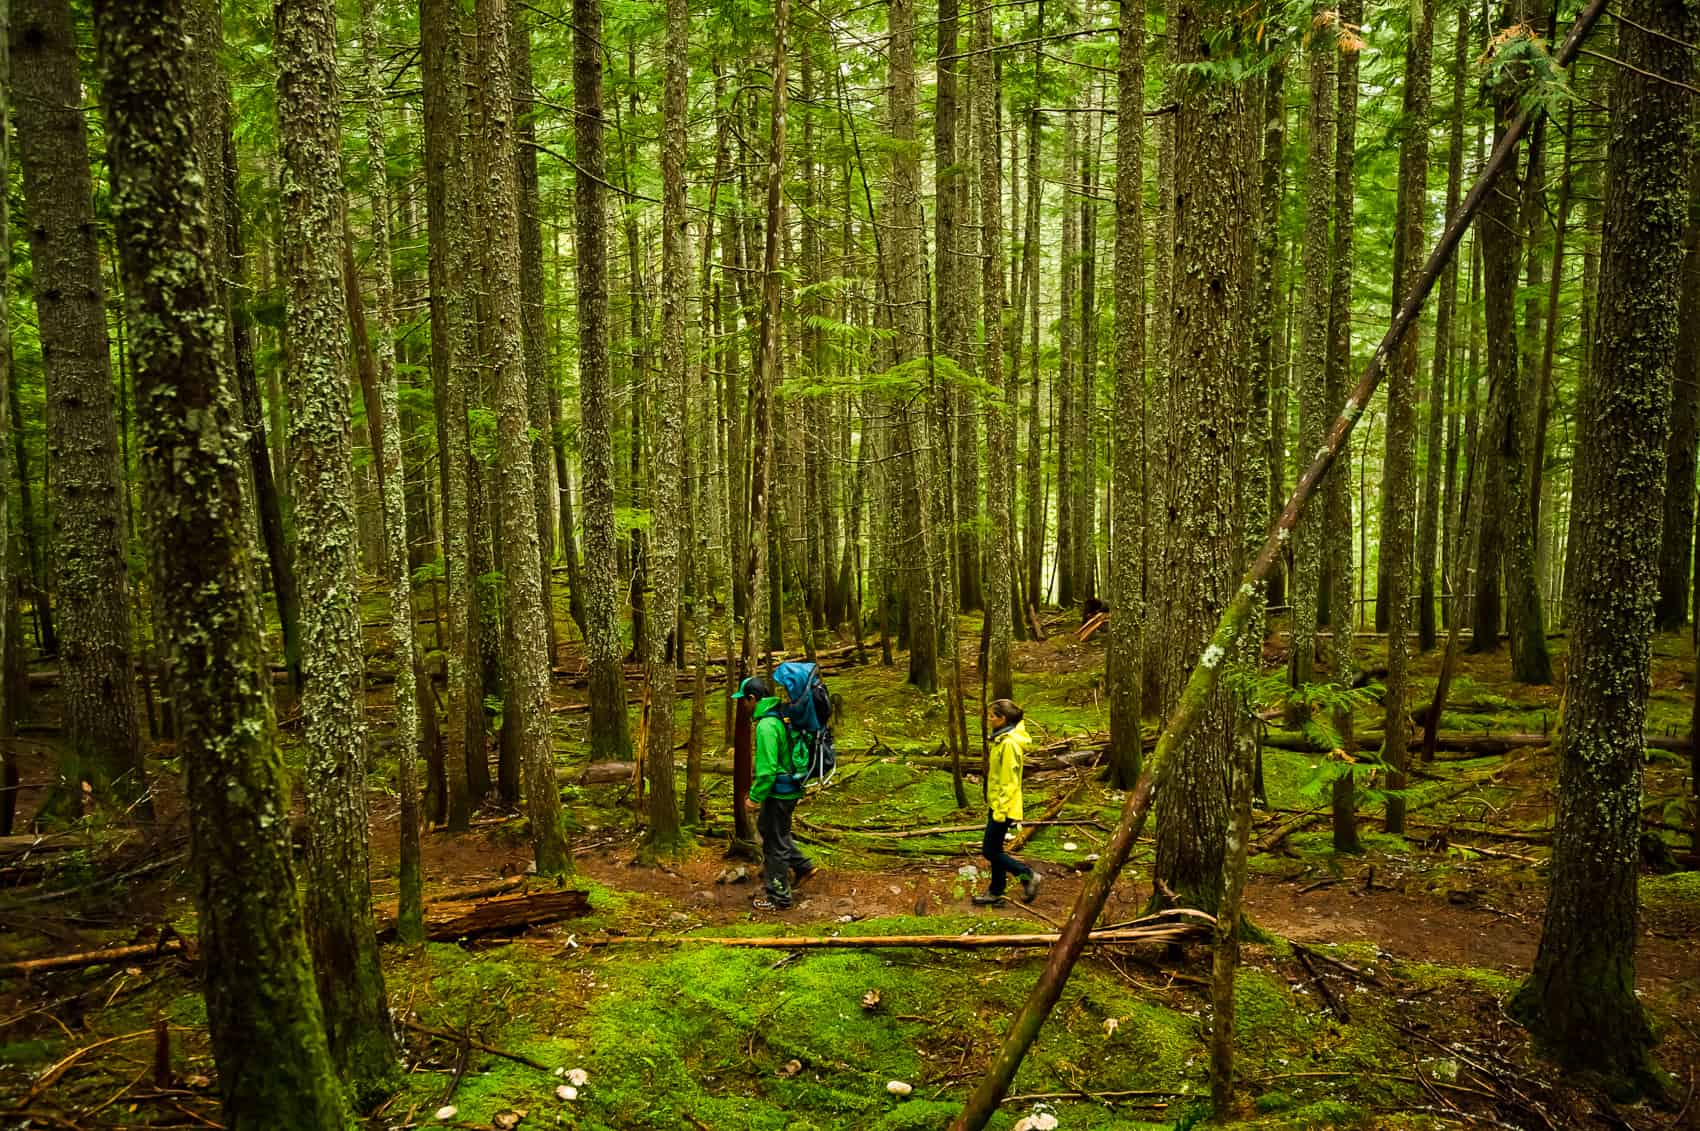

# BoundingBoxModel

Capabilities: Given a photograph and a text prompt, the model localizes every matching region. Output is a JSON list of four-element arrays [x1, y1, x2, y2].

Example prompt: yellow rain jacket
[[987, 720, 1032, 822]]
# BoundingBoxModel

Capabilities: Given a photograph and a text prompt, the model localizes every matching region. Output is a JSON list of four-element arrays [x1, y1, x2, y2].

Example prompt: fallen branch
[[417, 889, 591, 942], [398, 1018, 555, 1074], [589, 910, 1216, 951], [0, 939, 188, 979], [1009, 775, 1094, 853]]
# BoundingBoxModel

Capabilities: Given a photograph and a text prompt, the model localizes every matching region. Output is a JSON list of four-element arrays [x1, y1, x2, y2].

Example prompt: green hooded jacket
[[749, 696, 804, 802]]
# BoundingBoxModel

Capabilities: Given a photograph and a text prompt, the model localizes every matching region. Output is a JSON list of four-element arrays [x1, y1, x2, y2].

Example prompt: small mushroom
[[565, 1068, 589, 1087], [886, 1080, 913, 1097], [555, 1085, 579, 1102], [434, 1106, 459, 1122]]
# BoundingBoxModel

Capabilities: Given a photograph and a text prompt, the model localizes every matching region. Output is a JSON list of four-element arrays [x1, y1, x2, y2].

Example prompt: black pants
[[758, 796, 811, 904], [981, 813, 1032, 896]]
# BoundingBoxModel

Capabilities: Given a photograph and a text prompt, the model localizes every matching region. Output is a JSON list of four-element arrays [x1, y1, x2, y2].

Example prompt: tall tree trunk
[[1077, 99, 1101, 606], [645, 0, 690, 854], [1152, 0, 1252, 918], [1326, 0, 1360, 688], [1383, 0, 1432, 834], [1057, 110, 1078, 610], [1107, 0, 1145, 791], [1423, 2, 1468, 650], [1290, 8, 1335, 689], [276, 0, 395, 1096], [0, 0, 15, 836], [357, 0, 424, 944], [1657, 148, 1700, 632], [575, 0, 634, 761], [475, 0, 569, 876], [1510, 0, 1695, 1082], [511, 8, 558, 664], [1020, 83, 1043, 611], [421, 0, 477, 828], [1255, 60, 1287, 613], [94, 2, 354, 1119], [977, 0, 1013, 702], [1479, 8, 1552, 684], [13, 0, 148, 814], [888, 0, 938, 691]]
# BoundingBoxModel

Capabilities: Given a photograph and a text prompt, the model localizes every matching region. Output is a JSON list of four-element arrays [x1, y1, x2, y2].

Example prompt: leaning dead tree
[[948, 2, 1610, 1124]]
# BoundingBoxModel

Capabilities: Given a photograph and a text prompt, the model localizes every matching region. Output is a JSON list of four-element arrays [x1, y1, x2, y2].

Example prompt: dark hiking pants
[[759, 796, 811, 905], [982, 813, 1032, 896]]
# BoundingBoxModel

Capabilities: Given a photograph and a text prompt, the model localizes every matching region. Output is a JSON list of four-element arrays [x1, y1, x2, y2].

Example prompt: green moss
[[1642, 871, 1700, 910], [1400, 961, 1519, 995]]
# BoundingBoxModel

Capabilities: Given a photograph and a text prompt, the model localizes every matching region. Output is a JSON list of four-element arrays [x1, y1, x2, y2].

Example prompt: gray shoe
[[1021, 872, 1043, 903]]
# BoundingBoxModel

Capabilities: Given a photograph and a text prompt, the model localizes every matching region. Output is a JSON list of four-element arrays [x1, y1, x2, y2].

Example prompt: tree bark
[[1290, 9, 1335, 690], [13, 0, 148, 813], [1383, 0, 1432, 834], [420, 0, 478, 828], [644, 0, 690, 854], [1151, 0, 1252, 918], [276, 0, 396, 1095], [94, 1, 354, 1120], [1510, 0, 1695, 1083], [977, 1, 1013, 703], [475, 0, 569, 876], [575, 0, 634, 761], [1107, 0, 1144, 791], [1656, 147, 1700, 631], [357, 0, 424, 944]]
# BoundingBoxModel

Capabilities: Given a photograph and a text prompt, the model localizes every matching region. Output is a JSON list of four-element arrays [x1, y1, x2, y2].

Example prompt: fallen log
[[421, 889, 591, 942], [589, 910, 1216, 951], [1258, 729, 1663, 757], [0, 939, 188, 978]]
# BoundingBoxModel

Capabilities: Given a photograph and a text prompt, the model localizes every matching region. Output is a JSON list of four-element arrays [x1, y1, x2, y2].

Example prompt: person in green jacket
[[735, 675, 816, 910], [973, 698, 1042, 906]]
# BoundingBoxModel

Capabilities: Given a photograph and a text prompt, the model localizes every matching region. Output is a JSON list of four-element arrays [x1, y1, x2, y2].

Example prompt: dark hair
[[989, 698, 1023, 726]]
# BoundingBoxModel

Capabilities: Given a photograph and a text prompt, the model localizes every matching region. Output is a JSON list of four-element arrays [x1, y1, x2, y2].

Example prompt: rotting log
[[413, 889, 591, 942], [1263, 730, 1685, 756], [588, 910, 1215, 951], [0, 939, 188, 978], [947, 4, 1610, 1121]]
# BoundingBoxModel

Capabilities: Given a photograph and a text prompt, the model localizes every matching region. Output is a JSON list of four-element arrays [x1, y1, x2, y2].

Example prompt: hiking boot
[[1021, 872, 1043, 903], [792, 863, 818, 886], [752, 893, 791, 911], [971, 892, 1006, 907]]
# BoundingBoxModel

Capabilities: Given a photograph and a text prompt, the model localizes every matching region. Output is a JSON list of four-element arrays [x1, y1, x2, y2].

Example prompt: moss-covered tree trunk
[[1290, 9, 1334, 690], [474, 0, 569, 876], [1107, 0, 1145, 791], [420, 0, 477, 829], [1325, 0, 1359, 692], [574, 0, 634, 761], [976, 1, 1013, 702], [1511, 0, 1696, 1083], [1151, 0, 1251, 918], [1382, 0, 1431, 834], [1656, 148, 1700, 632], [357, 0, 424, 943], [0, 0, 14, 836], [1254, 60, 1287, 613], [644, 0, 690, 854], [94, 2, 353, 1121], [276, 0, 396, 1095], [1057, 109, 1078, 611], [13, 0, 148, 815], [512, 9, 558, 666]]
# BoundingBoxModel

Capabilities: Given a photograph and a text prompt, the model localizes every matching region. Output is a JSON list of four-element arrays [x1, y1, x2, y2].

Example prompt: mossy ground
[[3, 608, 1697, 1129]]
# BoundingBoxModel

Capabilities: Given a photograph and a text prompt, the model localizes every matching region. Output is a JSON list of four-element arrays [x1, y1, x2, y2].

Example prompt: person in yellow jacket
[[973, 698, 1042, 906]]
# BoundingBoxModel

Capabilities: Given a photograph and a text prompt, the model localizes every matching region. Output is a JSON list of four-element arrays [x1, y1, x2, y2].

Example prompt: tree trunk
[[475, 0, 569, 876], [1290, 10, 1334, 690], [977, 1, 1013, 702], [1383, 0, 1432, 835], [421, 0, 477, 828], [1656, 149, 1700, 631], [276, 0, 395, 1096], [511, 9, 558, 665], [644, 0, 690, 855], [1107, 0, 1144, 792], [1510, 0, 1695, 1083], [1255, 60, 1287, 614], [357, 0, 424, 944], [575, 0, 634, 761], [0, 0, 15, 836], [1151, 0, 1252, 918], [94, 3, 354, 1119], [1423, 3, 1468, 650], [1058, 110, 1078, 610], [13, 0, 148, 814], [1326, 0, 1360, 694]]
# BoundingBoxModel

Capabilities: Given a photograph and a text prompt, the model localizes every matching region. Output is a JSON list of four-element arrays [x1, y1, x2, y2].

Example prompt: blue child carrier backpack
[[772, 661, 837, 786]]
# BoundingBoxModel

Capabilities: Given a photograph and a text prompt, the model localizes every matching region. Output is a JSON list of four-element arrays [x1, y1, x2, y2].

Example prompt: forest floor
[[3, 596, 1700, 1130]]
